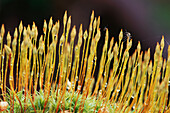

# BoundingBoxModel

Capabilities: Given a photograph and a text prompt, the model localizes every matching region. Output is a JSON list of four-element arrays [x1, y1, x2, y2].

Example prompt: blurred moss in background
[[0, 0, 170, 58]]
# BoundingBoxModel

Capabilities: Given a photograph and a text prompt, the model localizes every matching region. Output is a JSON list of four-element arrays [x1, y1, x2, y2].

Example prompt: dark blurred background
[[0, 0, 170, 58]]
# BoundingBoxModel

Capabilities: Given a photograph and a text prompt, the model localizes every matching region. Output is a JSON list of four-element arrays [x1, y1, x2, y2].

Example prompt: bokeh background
[[0, 0, 170, 58]]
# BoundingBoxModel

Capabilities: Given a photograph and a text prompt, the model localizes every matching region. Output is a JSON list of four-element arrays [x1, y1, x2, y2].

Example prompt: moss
[[0, 11, 170, 113]]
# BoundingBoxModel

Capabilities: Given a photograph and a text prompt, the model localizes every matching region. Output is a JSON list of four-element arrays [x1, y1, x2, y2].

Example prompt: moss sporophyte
[[0, 11, 170, 113]]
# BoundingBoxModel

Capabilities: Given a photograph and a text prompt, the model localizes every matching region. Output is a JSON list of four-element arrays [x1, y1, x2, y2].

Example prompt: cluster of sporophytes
[[0, 11, 170, 113]]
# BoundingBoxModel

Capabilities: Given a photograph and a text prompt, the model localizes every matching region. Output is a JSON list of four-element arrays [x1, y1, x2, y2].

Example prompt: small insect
[[123, 29, 132, 42], [125, 32, 132, 39]]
